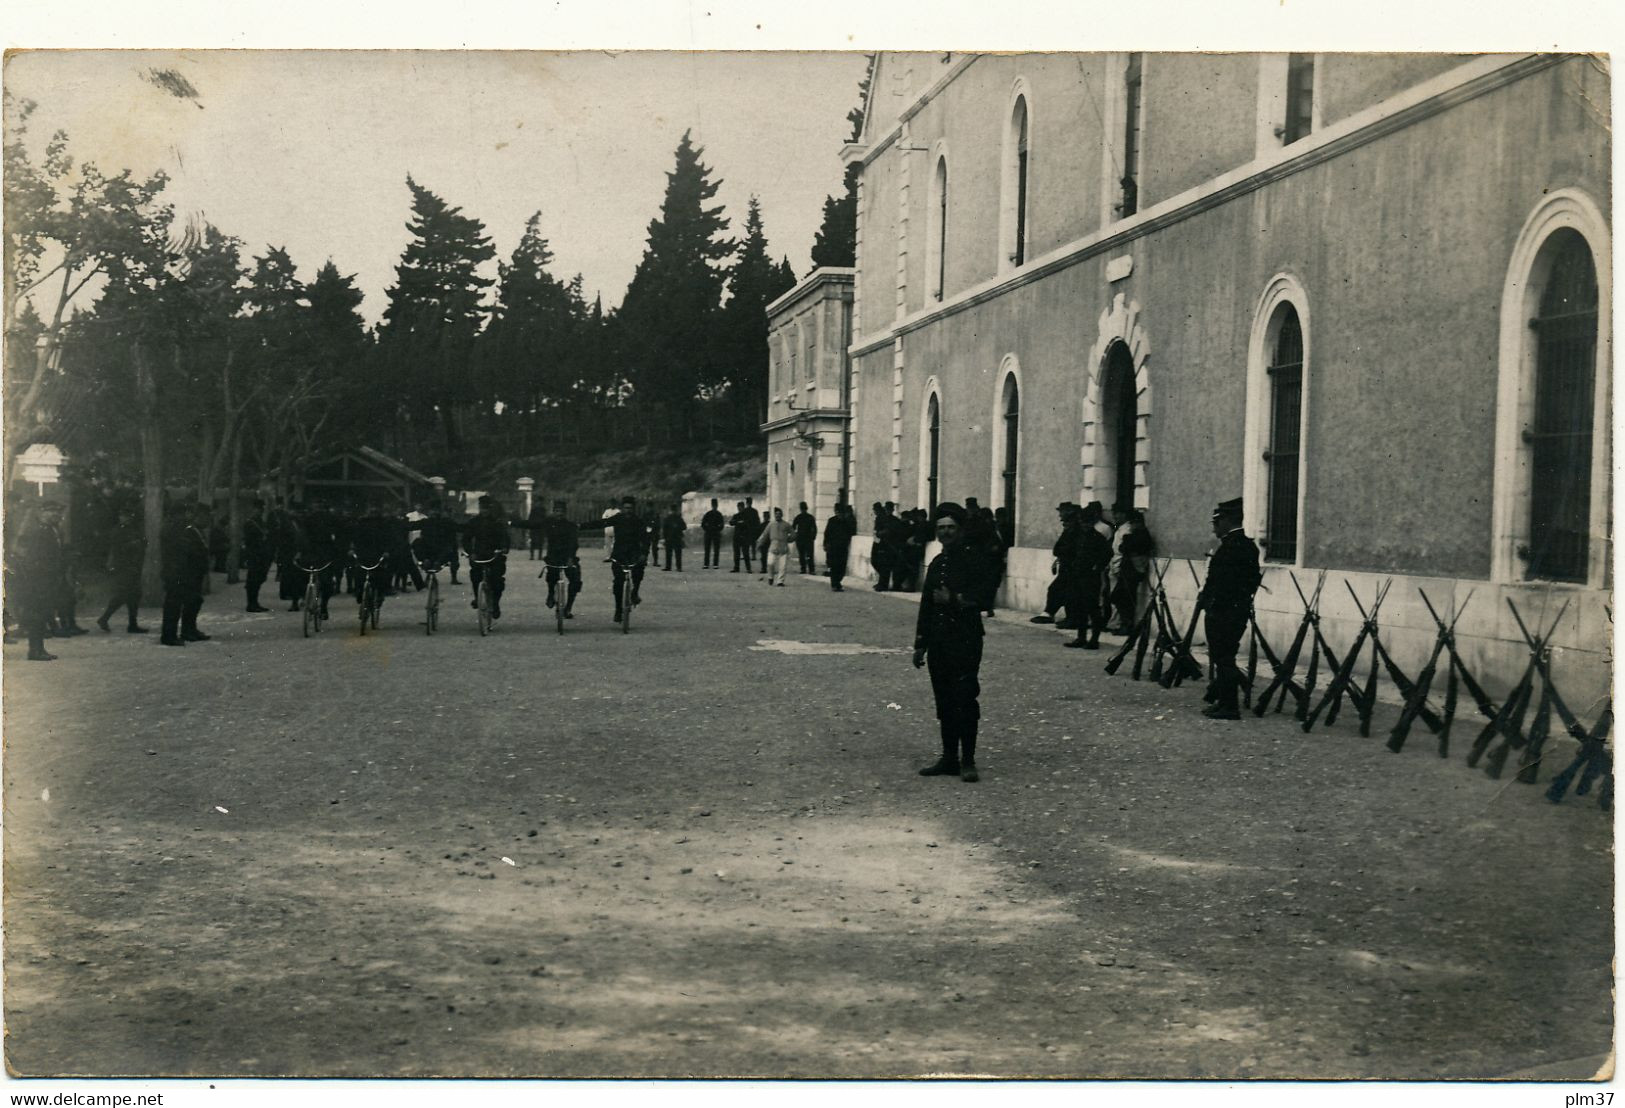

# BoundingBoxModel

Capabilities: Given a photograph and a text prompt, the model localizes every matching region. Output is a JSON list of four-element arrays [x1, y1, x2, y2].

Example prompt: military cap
[[1212, 496, 1244, 519], [931, 501, 967, 525]]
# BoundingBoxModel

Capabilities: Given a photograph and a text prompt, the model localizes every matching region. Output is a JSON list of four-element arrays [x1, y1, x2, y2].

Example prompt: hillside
[[479, 443, 765, 514]]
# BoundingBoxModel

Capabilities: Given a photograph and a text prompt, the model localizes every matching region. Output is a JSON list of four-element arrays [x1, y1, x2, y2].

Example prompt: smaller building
[[295, 446, 437, 511], [762, 268, 854, 525]]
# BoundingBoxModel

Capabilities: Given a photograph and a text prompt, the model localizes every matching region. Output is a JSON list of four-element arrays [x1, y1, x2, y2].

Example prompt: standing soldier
[[96, 503, 150, 633], [160, 502, 213, 646], [13, 502, 66, 660], [730, 500, 755, 573], [700, 498, 726, 569], [242, 500, 273, 613], [822, 502, 854, 591], [792, 501, 818, 575], [1198, 497, 1262, 720], [661, 504, 688, 571], [912, 503, 996, 782]]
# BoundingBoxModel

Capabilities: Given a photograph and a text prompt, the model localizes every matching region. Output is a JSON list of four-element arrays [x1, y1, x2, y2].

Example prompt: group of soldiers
[[1030, 500, 1156, 649]]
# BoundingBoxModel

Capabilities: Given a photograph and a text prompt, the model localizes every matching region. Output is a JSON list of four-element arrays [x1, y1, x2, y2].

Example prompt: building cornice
[[761, 408, 850, 434], [850, 54, 980, 170], [765, 267, 855, 319], [848, 52, 1571, 359]]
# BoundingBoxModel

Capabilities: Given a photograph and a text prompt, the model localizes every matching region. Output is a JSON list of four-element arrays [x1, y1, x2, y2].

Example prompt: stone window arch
[[1000, 79, 1033, 271], [1242, 273, 1311, 564], [1492, 188, 1612, 587], [990, 356, 1023, 539], [1081, 293, 1152, 509], [918, 378, 943, 512]]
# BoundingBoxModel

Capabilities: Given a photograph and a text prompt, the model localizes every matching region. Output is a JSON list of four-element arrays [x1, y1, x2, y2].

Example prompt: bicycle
[[296, 561, 330, 638], [421, 562, 443, 635], [541, 560, 574, 635], [356, 558, 384, 635], [470, 553, 502, 636], [610, 557, 640, 635]]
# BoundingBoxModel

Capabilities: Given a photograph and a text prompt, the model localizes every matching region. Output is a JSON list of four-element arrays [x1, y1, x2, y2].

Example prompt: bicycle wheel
[[425, 576, 438, 635], [359, 583, 371, 635], [305, 581, 320, 636], [620, 573, 631, 634], [371, 591, 381, 631], [555, 573, 565, 635], [302, 595, 314, 638], [478, 581, 491, 636]]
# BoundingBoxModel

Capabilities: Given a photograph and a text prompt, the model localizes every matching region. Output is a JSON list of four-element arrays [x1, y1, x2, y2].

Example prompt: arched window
[[1000, 375, 1020, 535], [927, 155, 948, 301], [1102, 341, 1138, 513], [1001, 91, 1031, 269], [1264, 306, 1304, 563], [1119, 53, 1143, 218], [1526, 229, 1599, 582], [925, 392, 941, 512]]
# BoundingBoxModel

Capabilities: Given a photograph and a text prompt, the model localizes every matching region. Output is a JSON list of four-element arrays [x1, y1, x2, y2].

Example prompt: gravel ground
[[2, 553, 1613, 1079]]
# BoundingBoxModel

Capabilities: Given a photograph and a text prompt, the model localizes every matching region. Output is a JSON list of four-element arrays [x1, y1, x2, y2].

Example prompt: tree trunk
[[225, 430, 245, 584], [134, 341, 166, 605]]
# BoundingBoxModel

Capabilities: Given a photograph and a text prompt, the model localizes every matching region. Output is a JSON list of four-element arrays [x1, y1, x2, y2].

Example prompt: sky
[[6, 50, 870, 322]]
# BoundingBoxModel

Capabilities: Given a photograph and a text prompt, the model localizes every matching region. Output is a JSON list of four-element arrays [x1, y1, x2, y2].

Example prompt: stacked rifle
[[1097, 562, 1610, 810]]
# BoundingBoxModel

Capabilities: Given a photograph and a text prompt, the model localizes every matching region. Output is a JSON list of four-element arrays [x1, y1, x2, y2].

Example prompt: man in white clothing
[[757, 507, 794, 586]]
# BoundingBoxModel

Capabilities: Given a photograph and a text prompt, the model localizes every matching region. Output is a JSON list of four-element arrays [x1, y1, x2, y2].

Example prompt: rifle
[[1505, 598, 1590, 784], [1301, 579, 1390, 734], [1547, 703, 1612, 805], [1288, 571, 1332, 722], [1251, 570, 1320, 717], [1468, 598, 1568, 776], [1104, 564, 1160, 677], [1385, 587, 1469, 753], [1157, 560, 1206, 689], [1243, 613, 1260, 710], [1147, 557, 1178, 685]]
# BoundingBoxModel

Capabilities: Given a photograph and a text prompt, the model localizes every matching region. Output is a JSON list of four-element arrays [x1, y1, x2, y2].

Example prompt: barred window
[[925, 393, 941, 512], [1120, 54, 1143, 217], [1001, 376, 1020, 535], [1264, 306, 1303, 562], [1526, 229, 1598, 582]]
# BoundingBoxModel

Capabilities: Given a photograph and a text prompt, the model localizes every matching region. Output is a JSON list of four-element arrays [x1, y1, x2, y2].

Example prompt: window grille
[[1107, 343, 1138, 511], [1014, 98, 1029, 266], [1283, 54, 1315, 144], [1002, 381, 1020, 535], [1527, 229, 1598, 582], [926, 394, 941, 512], [934, 158, 948, 300], [1265, 307, 1303, 562], [1120, 54, 1143, 217]]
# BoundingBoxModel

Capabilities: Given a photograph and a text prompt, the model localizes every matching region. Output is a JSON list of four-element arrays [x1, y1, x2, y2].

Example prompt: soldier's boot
[[959, 722, 979, 782], [919, 724, 960, 777]]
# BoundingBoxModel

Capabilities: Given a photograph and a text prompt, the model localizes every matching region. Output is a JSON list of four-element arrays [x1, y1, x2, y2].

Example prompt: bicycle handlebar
[[295, 561, 332, 573]]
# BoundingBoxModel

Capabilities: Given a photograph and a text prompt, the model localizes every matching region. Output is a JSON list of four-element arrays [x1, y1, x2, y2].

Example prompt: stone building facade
[[763, 268, 854, 525], [832, 51, 1611, 701]]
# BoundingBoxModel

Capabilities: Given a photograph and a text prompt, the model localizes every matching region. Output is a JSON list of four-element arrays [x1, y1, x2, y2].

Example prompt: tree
[[4, 92, 170, 466], [717, 197, 795, 436], [378, 176, 494, 455], [615, 130, 736, 440], [482, 210, 580, 450], [808, 55, 874, 269]]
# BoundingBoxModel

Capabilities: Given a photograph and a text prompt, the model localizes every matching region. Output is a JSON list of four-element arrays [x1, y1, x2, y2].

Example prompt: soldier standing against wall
[[822, 502, 854, 591], [1198, 497, 1262, 720], [912, 502, 997, 783], [792, 501, 818, 574]]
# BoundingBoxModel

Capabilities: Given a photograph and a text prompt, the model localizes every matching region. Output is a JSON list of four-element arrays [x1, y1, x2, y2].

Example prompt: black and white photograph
[[1, 1, 1616, 1101]]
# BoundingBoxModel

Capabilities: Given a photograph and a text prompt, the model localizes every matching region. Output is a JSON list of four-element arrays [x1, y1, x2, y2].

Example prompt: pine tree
[[616, 130, 736, 440], [809, 55, 874, 269], [483, 210, 579, 448], [719, 197, 795, 435], [378, 176, 494, 454]]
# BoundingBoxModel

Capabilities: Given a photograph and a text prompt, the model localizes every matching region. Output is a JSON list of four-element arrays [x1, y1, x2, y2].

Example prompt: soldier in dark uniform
[[12, 502, 66, 659], [293, 507, 344, 619], [576, 495, 646, 622], [351, 509, 400, 612], [97, 503, 150, 632], [1198, 497, 1262, 720], [526, 499, 547, 560], [870, 503, 896, 590], [730, 501, 755, 573], [539, 503, 583, 617], [160, 502, 213, 645], [822, 502, 855, 591], [912, 502, 997, 783], [792, 501, 818, 574], [241, 500, 273, 612], [414, 503, 462, 583], [1064, 502, 1114, 650], [700, 498, 726, 568], [660, 504, 687, 571], [462, 496, 512, 620]]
